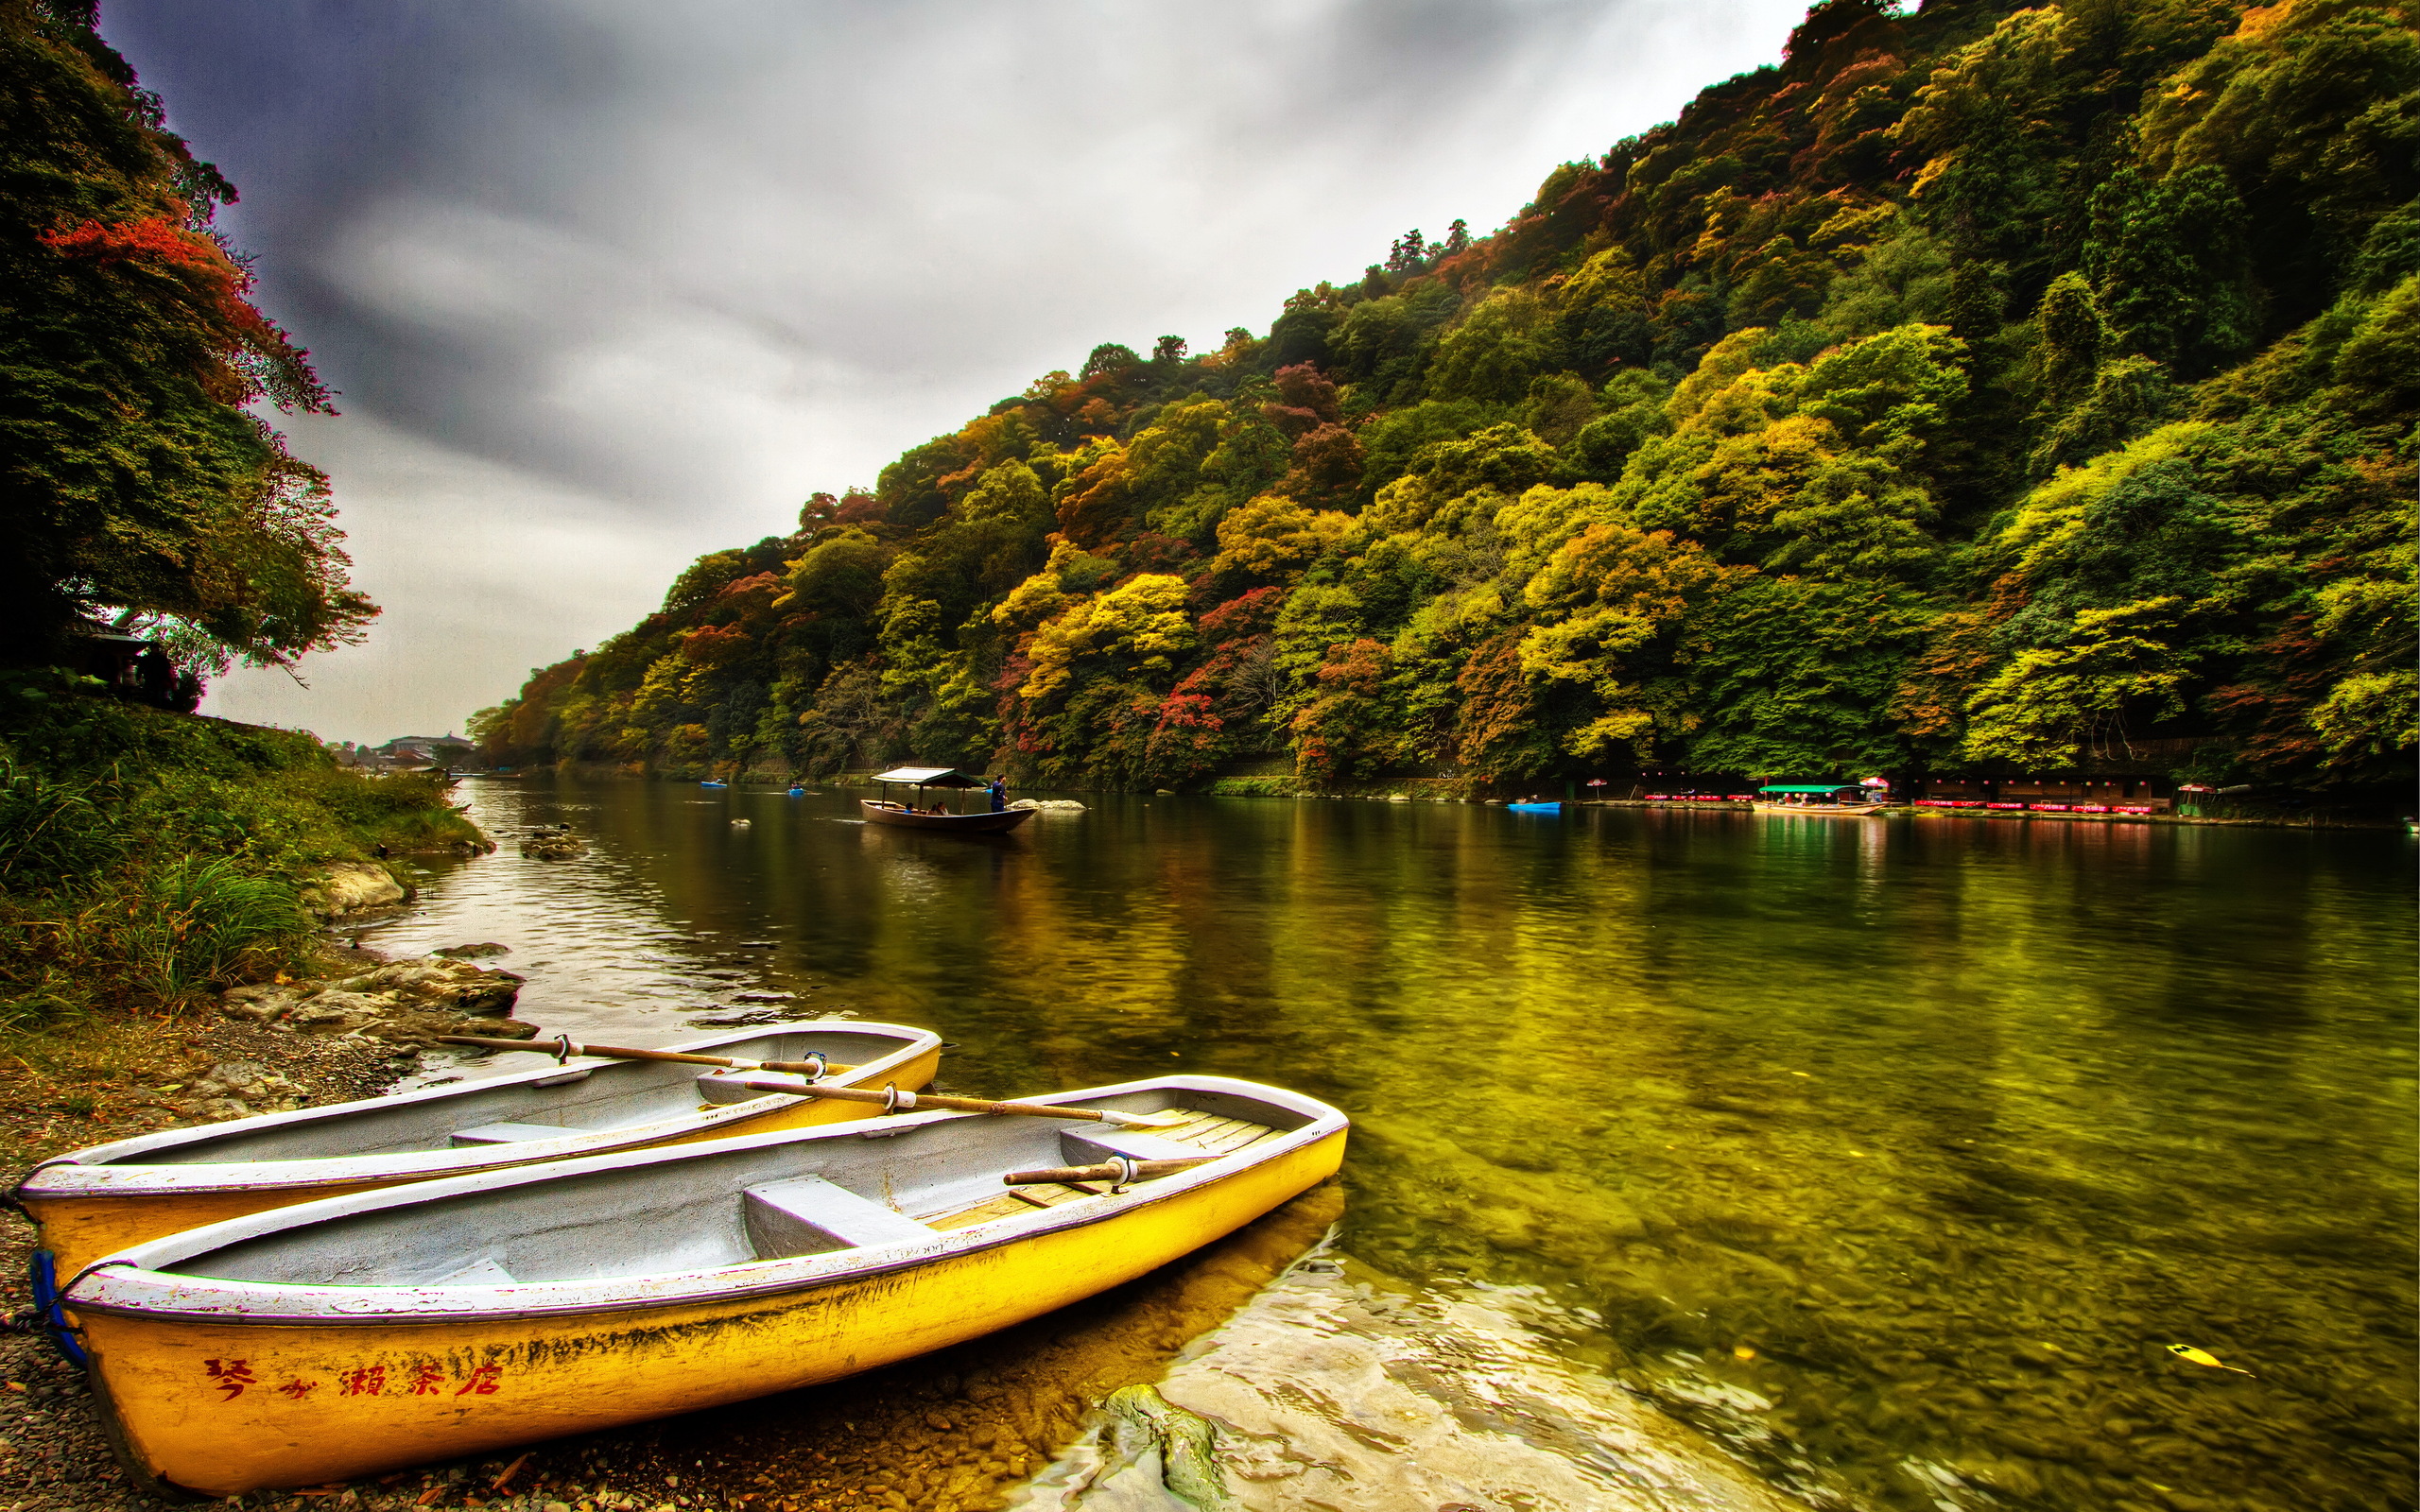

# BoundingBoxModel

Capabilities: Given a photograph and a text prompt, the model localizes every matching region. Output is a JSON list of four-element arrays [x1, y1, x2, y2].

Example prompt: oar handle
[[434, 1035, 856, 1077], [732, 1077, 1112, 1123], [434, 1035, 558, 1056], [1005, 1158, 1215, 1186]]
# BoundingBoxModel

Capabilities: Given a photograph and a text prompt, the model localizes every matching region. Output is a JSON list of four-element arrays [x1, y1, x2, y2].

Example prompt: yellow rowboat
[[63, 1074, 1347, 1498], [14, 1022, 942, 1334]]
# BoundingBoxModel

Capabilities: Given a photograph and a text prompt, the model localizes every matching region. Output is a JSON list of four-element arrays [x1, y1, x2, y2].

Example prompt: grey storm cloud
[[96, 0, 1810, 743]]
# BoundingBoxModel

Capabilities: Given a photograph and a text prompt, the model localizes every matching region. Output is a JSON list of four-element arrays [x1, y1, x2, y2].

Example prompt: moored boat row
[[11, 1022, 1345, 1496]]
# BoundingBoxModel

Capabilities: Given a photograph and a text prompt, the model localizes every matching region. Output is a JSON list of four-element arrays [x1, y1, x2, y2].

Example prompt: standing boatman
[[989, 775, 1008, 813]]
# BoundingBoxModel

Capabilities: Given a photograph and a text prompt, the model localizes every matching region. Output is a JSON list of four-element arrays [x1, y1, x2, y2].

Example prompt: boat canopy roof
[[1760, 782, 1858, 793], [871, 766, 985, 787]]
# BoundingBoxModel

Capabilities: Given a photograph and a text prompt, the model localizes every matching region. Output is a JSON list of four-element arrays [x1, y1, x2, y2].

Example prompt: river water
[[358, 778, 2416, 1512]]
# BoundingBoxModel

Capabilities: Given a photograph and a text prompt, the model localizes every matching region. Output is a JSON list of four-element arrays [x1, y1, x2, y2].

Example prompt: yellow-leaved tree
[[1017, 576, 1198, 706]]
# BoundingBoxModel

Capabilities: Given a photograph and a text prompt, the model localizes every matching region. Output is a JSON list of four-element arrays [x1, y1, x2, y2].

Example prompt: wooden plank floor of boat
[[924, 1108, 1285, 1231]]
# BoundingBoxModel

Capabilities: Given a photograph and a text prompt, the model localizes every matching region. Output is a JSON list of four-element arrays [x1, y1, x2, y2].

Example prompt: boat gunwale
[[61, 1074, 1345, 1326], [17, 1021, 943, 1198]]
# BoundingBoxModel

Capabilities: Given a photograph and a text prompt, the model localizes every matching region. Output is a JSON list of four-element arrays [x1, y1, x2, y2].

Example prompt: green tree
[[2138, 0, 2420, 311], [1427, 289, 1561, 404], [1016, 576, 1197, 705], [1963, 597, 2193, 764], [1518, 522, 1727, 763], [2083, 163, 2255, 374]]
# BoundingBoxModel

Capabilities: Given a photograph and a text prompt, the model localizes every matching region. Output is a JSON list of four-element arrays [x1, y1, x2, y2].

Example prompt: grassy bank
[[0, 672, 487, 1027]]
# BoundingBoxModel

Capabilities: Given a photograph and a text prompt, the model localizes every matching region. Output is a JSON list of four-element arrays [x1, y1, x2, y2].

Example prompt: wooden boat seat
[[449, 1122, 590, 1147], [743, 1176, 934, 1258], [925, 1108, 1288, 1232], [1152, 1108, 1288, 1155], [1058, 1129, 1204, 1164]]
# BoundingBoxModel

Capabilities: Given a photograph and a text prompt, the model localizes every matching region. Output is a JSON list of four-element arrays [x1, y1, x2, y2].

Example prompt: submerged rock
[[435, 941, 511, 959], [1087, 1386, 1236, 1512], [521, 831, 588, 859], [335, 958, 526, 1012], [1010, 799, 1089, 813], [1019, 1252, 1806, 1512]]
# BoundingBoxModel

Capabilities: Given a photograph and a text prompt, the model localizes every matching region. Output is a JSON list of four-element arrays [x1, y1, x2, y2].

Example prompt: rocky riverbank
[[0, 916, 545, 1512], [0, 929, 530, 1166], [0, 1000, 423, 1509]]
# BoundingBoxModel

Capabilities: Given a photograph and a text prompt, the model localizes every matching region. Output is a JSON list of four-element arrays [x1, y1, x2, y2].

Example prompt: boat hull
[[70, 1083, 1345, 1496], [1752, 802, 1886, 816], [20, 1027, 942, 1279], [859, 800, 1035, 833]]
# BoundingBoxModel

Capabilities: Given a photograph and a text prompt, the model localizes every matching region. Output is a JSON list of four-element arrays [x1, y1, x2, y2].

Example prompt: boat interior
[[164, 1084, 1310, 1288], [95, 1026, 928, 1167]]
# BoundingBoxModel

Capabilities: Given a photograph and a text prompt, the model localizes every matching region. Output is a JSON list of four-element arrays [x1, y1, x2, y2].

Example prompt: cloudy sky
[[99, 0, 1812, 745]]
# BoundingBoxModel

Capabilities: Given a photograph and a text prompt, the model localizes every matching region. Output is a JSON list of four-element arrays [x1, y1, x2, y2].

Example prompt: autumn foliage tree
[[1, 0, 372, 678]]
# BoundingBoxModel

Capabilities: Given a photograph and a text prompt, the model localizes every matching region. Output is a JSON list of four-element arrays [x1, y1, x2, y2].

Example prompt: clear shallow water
[[370, 778, 2417, 1512]]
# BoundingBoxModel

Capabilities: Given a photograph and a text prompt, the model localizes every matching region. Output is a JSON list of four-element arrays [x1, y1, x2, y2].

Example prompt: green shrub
[[120, 856, 307, 999], [288, 767, 480, 851], [1208, 777, 1302, 797]]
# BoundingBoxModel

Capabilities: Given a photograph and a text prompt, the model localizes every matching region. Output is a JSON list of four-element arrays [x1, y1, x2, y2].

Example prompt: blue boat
[[1506, 801, 1562, 814], [787, 786, 805, 797], [700, 781, 729, 789]]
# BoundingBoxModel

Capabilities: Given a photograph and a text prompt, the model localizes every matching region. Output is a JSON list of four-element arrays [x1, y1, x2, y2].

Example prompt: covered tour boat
[[15, 1023, 942, 1290], [860, 766, 1034, 833], [64, 1074, 1347, 1497]]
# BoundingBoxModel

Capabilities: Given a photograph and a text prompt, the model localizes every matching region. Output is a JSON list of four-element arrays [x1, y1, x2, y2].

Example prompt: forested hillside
[[474, 0, 2418, 795]]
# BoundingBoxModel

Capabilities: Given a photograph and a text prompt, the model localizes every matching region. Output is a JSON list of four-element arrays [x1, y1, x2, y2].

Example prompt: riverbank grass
[[0, 671, 488, 1026]]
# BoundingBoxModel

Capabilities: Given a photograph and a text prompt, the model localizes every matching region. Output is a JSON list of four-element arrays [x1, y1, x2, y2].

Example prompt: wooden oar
[[435, 1034, 857, 1078], [1005, 1157, 1215, 1185], [729, 1075, 1188, 1130]]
